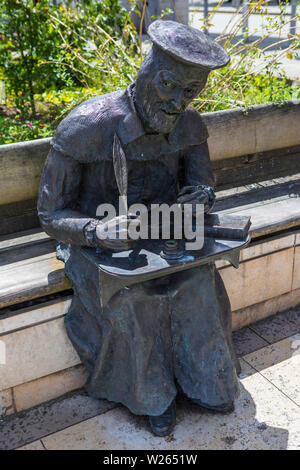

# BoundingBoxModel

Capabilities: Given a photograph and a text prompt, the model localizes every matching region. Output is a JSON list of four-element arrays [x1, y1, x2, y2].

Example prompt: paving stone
[[232, 327, 269, 357], [0, 390, 116, 450], [18, 440, 45, 450], [238, 357, 257, 379], [5, 326, 300, 450], [250, 309, 300, 343], [40, 366, 300, 450], [243, 335, 300, 405]]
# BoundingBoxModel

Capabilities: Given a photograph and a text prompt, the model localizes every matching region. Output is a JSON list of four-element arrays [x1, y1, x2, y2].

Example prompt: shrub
[[193, 0, 300, 112], [0, 0, 299, 144], [0, 0, 60, 117], [0, 0, 132, 117]]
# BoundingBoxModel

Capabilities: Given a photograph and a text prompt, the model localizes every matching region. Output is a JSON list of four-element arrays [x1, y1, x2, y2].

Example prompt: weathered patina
[[38, 20, 241, 436]]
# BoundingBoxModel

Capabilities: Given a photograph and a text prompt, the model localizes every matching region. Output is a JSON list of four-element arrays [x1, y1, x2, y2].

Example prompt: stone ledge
[[0, 389, 15, 417], [0, 297, 72, 335], [220, 248, 294, 312], [13, 365, 88, 413], [232, 288, 300, 331], [1, 227, 298, 310], [0, 317, 81, 391]]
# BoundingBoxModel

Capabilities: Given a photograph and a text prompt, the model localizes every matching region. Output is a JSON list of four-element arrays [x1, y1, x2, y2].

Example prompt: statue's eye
[[184, 88, 194, 98], [163, 80, 173, 88]]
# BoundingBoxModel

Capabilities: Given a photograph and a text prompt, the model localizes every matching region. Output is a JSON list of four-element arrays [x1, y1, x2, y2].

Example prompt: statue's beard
[[140, 90, 184, 134]]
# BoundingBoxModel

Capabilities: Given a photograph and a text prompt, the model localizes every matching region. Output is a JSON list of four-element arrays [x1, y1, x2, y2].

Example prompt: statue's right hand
[[95, 215, 139, 252]]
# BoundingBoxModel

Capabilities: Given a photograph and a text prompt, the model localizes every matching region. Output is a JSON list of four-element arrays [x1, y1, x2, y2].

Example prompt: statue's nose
[[171, 89, 184, 111]]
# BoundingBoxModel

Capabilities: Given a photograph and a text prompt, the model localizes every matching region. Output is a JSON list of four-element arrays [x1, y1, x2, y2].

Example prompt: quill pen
[[113, 133, 128, 214]]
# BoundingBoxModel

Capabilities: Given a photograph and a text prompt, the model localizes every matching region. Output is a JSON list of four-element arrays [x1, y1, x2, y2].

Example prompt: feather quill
[[113, 133, 128, 214]]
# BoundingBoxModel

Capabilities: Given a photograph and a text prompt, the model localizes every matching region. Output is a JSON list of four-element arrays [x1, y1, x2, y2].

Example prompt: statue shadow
[[98, 248, 148, 271], [125, 373, 290, 449]]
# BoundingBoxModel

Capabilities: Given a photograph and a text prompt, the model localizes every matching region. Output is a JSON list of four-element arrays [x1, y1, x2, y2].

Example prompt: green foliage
[[0, 0, 60, 117], [193, 0, 300, 112], [0, 0, 133, 117], [47, 0, 141, 88], [0, 0, 299, 145], [48, 0, 136, 80], [0, 115, 54, 144], [195, 66, 300, 113], [1, 71, 298, 145]]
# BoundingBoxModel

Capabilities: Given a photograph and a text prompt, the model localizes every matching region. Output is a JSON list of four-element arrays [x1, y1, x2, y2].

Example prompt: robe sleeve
[[37, 148, 99, 246], [183, 141, 215, 189]]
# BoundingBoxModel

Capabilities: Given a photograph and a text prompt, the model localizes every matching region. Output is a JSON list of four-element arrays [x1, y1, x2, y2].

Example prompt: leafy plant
[[0, 0, 60, 117], [191, 0, 300, 112], [0, 0, 133, 117], [47, 0, 299, 113], [0, 115, 54, 144], [47, 0, 141, 89], [0, 0, 299, 144]]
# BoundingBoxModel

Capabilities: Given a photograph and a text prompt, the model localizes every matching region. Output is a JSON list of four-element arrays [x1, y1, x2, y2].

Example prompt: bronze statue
[[38, 20, 242, 437]]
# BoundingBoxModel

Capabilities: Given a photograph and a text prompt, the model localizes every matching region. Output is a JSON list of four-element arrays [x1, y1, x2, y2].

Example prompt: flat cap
[[148, 20, 230, 70]]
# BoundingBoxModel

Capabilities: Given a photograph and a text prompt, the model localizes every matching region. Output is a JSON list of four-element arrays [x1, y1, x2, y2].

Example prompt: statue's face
[[136, 61, 209, 134]]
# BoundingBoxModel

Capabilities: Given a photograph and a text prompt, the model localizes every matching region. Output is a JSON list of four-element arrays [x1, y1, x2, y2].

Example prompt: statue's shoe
[[192, 400, 234, 413], [149, 401, 176, 437]]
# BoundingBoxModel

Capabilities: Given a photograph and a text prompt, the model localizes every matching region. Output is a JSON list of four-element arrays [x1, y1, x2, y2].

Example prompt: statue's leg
[[169, 263, 240, 408]]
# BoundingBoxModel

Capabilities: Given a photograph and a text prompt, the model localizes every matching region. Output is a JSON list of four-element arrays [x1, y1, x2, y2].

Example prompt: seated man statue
[[38, 20, 240, 437]]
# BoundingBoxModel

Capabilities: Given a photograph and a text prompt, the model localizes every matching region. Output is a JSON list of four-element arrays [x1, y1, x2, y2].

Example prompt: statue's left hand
[[177, 185, 215, 214]]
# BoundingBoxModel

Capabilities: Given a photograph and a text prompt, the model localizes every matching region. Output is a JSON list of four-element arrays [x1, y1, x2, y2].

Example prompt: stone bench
[[1, 100, 300, 417], [1, 183, 299, 417]]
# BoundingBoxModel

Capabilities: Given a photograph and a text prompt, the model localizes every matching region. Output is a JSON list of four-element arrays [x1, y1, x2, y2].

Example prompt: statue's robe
[[38, 83, 240, 416]]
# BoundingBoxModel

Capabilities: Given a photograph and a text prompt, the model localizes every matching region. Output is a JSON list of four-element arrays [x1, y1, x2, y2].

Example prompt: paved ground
[[0, 308, 299, 450]]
